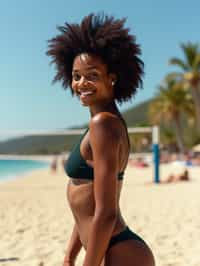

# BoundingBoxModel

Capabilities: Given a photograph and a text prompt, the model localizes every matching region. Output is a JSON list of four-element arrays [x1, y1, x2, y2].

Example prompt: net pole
[[152, 126, 160, 183]]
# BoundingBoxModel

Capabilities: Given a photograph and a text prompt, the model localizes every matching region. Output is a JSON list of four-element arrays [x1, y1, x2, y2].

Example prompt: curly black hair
[[47, 13, 144, 103]]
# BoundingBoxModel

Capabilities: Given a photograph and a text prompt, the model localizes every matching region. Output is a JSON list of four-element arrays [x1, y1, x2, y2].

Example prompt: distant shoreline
[[0, 154, 58, 163], [0, 156, 52, 184]]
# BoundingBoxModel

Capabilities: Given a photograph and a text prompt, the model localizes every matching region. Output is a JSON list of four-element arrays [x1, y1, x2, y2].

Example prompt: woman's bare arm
[[82, 113, 121, 266], [63, 223, 82, 265]]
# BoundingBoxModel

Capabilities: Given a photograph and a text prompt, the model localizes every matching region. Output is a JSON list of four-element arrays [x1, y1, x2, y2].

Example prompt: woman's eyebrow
[[85, 66, 99, 70], [72, 67, 100, 73]]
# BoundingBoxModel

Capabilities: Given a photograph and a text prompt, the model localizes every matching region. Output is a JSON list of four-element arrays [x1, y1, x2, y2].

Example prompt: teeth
[[78, 90, 94, 96], [82, 91, 93, 96]]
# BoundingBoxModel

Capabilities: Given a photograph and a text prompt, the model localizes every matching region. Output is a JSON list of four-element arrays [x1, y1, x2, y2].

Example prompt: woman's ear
[[109, 73, 117, 86]]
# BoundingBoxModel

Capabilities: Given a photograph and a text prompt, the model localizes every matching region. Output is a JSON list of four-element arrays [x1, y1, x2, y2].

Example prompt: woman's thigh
[[104, 239, 155, 266]]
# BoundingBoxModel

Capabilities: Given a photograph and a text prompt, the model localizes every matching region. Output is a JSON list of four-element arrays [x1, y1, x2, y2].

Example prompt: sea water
[[0, 159, 49, 182]]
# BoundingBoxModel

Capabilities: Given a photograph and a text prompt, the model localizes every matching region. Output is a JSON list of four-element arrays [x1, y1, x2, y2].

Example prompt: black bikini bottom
[[108, 226, 146, 250]]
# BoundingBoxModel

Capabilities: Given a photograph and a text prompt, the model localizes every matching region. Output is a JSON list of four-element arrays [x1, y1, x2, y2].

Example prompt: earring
[[112, 81, 115, 86]]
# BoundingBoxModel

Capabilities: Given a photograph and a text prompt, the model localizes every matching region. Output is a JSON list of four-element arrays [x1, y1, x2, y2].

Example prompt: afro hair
[[47, 13, 144, 103]]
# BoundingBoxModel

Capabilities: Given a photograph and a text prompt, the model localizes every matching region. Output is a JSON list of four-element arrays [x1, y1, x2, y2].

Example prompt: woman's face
[[72, 53, 115, 106]]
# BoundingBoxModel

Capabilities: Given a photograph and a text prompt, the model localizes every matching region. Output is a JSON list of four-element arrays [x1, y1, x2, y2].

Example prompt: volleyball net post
[[152, 126, 160, 183], [128, 125, 160, 183]]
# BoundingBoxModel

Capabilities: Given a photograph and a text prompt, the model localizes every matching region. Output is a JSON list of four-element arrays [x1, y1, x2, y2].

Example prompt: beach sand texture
[[0, 162, 200, 266]]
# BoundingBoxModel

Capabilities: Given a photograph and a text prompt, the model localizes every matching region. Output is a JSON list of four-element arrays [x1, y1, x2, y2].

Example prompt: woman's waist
[[75, 212, 127, 247], [67, 180, 122, 212]]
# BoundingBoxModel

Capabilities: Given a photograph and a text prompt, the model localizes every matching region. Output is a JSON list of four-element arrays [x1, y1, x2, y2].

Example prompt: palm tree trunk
[[190, 85, 200, 133], [173, 115, 185, 153]]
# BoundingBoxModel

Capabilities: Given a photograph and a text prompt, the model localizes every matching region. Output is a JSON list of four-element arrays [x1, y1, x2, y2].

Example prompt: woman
[[47, 13, 155, 266]]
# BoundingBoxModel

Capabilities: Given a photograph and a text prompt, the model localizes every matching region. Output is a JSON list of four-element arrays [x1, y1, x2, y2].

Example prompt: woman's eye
[[73, 73, 81, 81], [87, 72, 99, 81]]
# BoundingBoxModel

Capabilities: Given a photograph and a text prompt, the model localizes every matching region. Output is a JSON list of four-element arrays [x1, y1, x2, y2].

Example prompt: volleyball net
[[0, 126, 160, 183]]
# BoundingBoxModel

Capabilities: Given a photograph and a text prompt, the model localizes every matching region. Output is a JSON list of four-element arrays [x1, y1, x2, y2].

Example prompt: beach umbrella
[[192, 144, 200, 152]]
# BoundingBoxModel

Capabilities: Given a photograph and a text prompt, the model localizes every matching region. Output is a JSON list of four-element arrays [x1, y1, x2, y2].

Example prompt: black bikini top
[[65, 127, 126, 180]]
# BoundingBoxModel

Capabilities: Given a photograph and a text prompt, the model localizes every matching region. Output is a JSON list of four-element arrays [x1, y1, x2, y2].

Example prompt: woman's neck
[[89, 101, 120, 118]]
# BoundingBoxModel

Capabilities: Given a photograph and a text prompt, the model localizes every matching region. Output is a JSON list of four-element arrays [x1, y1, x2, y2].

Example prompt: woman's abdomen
[[67, 179, 126, 248]]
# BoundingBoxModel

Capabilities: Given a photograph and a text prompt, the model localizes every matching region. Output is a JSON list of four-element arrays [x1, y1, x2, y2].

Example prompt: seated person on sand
[[163, 169, 190, 183], [129, 157, 149, 168]]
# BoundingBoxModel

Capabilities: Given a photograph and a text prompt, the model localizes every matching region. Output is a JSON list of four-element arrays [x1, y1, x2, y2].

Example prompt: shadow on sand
[[0, 257, 20, 262]]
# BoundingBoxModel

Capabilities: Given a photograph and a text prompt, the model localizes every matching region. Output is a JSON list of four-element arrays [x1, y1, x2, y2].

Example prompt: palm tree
[[149, 79, 194, 152], [160, 127, 177, 152], [169, 42, 200, 132]]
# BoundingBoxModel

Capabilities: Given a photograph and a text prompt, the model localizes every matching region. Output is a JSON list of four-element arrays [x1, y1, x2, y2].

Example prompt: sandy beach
[[0, 160, 200, 266]]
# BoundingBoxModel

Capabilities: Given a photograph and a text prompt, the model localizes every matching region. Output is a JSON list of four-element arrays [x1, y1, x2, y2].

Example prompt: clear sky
[[0, 0, 199, 139]]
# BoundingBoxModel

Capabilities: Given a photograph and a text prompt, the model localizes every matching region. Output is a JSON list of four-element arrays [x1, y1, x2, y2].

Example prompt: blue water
[[0, 159, 49, 182]]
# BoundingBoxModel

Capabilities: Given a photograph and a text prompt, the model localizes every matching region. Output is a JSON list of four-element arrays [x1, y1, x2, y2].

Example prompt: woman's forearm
[[83, 213, 117, 266], [64, 223, 82, 262]]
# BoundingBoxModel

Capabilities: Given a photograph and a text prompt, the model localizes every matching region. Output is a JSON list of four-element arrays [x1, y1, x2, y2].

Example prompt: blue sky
[[0, 0, 199, 139]]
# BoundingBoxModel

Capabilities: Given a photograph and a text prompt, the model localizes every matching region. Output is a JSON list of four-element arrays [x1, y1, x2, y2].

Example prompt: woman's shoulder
[[89, 112, 124, 133], [89, 112, 121, 126]]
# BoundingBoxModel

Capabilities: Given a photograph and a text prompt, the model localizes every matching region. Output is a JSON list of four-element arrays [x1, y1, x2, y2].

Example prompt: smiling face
[[72, 53, 116, 106]]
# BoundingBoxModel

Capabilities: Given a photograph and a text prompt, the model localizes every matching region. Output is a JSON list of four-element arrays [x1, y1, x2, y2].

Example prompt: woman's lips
[[78, 90, 95, 99]]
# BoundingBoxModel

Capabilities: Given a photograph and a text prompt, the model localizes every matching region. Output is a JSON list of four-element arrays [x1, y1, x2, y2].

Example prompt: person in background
[[50, 156, 58, 174]]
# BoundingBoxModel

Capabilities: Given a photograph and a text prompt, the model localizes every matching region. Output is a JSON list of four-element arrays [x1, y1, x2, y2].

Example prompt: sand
[[0, 160, 200, 266]]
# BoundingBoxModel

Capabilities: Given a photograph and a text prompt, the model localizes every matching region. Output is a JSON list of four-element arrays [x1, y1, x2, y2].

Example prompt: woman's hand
[[63, 223, 82, 266], [63, 255, 75, 266]]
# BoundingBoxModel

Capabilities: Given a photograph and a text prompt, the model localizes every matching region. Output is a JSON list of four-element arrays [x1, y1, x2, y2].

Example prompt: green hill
[[122, 99, 152, 126]]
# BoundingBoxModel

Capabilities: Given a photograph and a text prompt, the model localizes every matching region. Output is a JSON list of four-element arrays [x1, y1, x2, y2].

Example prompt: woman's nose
[[79, 76, 89, 87]]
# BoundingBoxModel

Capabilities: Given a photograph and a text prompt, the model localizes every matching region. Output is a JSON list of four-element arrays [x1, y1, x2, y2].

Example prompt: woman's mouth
[[78, 89, 95, 99]]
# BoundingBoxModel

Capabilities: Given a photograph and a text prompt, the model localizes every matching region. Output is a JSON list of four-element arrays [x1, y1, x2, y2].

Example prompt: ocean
[[0, 159, 49, 182]]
